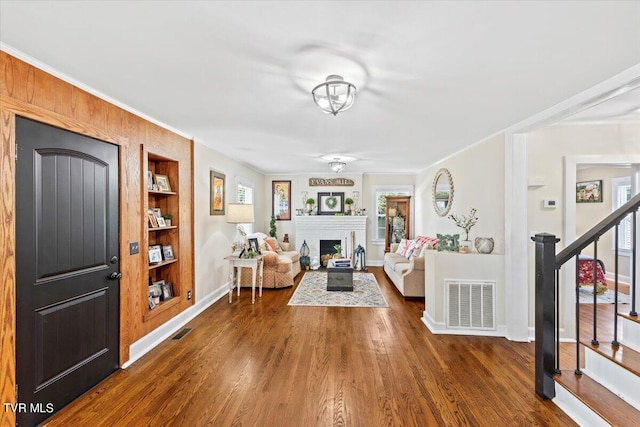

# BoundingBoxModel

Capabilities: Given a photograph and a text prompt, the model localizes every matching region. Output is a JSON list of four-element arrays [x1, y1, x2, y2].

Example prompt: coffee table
[[327, 267, 354, 291]]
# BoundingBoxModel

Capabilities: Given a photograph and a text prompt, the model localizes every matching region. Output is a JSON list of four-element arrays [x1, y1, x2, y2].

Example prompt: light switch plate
[[129, 241, 140, 255]]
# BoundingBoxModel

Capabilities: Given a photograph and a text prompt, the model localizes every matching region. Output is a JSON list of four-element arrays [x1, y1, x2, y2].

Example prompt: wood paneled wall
[[0, 51, 194, 425]]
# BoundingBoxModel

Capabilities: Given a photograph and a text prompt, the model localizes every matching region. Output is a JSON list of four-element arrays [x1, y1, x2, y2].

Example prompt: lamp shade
[[388, 208, 397, 217], [227, 203, 254, 223]]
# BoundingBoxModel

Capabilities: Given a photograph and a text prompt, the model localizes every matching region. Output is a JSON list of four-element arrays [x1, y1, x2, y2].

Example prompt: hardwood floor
[[44, 268, 575, 426]]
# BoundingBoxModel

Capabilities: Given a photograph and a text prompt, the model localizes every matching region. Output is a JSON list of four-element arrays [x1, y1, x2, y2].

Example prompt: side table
[[225, 254, 264, 304]]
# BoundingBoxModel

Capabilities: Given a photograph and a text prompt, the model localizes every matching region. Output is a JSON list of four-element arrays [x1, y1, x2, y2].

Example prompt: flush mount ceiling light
[[312, 75, 356, 116], [329, 158, 347, 173]]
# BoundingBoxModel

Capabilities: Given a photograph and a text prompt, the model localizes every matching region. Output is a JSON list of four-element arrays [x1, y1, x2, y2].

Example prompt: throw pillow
[[395, 239, 411, 256], [264, 237, 281, 253], [405, 240, 424, 259]]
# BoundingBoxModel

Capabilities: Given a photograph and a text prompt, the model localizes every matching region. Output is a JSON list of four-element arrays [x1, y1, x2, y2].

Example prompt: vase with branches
[[448, 207, 478, 241]]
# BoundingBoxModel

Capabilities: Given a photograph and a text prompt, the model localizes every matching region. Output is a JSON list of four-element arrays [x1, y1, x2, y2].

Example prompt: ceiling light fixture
[[312, 75, 356, 116], [329, 158, 347, 173]]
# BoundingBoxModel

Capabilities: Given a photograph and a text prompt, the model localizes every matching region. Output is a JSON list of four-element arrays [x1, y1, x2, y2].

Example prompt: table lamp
[[227, 203, 254, 255]]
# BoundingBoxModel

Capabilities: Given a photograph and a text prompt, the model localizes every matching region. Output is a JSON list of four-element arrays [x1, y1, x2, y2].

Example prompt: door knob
[[109, 272, 122, 280]]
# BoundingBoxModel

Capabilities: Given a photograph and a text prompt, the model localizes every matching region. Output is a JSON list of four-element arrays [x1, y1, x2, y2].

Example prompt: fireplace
[[320, 239, 341, 267], [294, 215, 367, 261]]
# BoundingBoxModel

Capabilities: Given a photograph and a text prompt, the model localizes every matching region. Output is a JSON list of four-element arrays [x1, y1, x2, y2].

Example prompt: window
[[237, 181, 254, 234], [612, 176, 631, 254], [372, 186, 413, 242]]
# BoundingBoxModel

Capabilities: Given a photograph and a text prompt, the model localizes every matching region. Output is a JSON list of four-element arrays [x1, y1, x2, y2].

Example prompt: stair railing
[[533, 192, 640, 399]]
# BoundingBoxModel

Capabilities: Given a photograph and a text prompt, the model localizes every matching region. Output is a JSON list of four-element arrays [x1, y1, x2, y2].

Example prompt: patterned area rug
[[579, 285, 631, 304], [288, 272, 389, 308]]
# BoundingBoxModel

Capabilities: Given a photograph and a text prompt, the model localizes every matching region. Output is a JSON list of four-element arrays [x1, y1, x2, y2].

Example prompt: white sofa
[[383, 242, 427, 297]]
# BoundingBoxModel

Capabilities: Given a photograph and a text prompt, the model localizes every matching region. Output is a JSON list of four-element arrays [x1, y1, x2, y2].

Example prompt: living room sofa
[[383, 239, 434, 297], [240, 233, 301, 288]]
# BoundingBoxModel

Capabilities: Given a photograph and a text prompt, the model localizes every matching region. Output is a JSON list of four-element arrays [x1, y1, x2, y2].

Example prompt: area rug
[[579, 285, 631, 304], [288, 272, 389, 308]]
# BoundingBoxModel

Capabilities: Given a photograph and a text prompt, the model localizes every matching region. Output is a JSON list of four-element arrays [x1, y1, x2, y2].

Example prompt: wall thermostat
[[543, 199, 557, 209]]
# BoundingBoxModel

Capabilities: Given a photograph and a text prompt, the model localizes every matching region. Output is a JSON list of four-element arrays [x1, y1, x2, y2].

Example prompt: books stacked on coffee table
[[330, 258, 352, 268]]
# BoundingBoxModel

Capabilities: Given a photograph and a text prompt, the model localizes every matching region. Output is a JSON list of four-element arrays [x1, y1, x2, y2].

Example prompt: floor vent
[[446, 280, 495, 330], [172, 328, 192, 340]]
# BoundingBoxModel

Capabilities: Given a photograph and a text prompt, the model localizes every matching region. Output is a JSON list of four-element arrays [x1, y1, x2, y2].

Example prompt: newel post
[[532, 233, 559, 400]]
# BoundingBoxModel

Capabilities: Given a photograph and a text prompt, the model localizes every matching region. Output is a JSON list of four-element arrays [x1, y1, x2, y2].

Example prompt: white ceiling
[[1, 1, 639, 174]]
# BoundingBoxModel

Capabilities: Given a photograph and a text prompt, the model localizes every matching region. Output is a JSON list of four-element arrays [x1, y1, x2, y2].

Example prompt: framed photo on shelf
[[151, 207, 162, 218], [148, 244, 163, 264], [272, 180, 291, 220], [576, 180, 603, 203], [248, 238, 260, 254], [147, 171, 155, 190], [155, 174, 172, 192], [210, 170, 225, 216], [147, 213, 159, 228], [162, 244, 175, 260], [157, 217, 166, 227], [148, 295, 157, 309], [162, 282, 174, 300], [149, 279, 163, 304], [317, 192, 345, 215]]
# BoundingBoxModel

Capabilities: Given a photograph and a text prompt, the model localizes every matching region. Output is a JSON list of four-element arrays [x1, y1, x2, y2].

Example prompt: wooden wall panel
[[0, 50, 194, 422], [0, 109, 17, 427]]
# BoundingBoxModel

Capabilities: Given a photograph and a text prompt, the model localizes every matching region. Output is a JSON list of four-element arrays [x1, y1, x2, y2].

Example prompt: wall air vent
[[446, 280, 495, 330]]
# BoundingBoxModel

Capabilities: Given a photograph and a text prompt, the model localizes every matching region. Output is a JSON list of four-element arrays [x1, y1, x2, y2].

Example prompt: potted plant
[[306, 197, 315, 214], [162, 214, 172, 227], [448, 207, 478, 252], [269, 215, 277, 238], [333, 244, 342, 258], [247, 248, 257, 259], [345, 197, 354, 215]]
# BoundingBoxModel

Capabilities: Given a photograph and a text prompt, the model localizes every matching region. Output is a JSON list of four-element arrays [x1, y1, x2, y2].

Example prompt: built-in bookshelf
[[144, 150, 181, 321]]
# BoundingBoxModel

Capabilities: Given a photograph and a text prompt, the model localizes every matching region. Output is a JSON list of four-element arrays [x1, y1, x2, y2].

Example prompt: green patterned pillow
[[436, 234, 459, 252]]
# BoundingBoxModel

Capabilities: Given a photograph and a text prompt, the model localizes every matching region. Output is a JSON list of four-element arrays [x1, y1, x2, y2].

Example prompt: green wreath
[[325, 196, 338, 209]]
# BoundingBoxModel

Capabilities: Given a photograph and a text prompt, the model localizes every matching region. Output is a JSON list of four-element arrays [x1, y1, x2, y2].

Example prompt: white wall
[[415, 134, 506, 253], [194, 142, 266, 300], [415, 133, 507, 333], [263, 173, 364, 251]]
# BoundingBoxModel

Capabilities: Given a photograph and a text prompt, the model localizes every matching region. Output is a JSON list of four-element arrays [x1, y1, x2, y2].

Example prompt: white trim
[[422, 311, 507, 337], [122, 284, 228, 369], [504, 133, 530, 341], [0, 43, 193, 140], [612, 175, 632, 255], [371, 185, 414, 242]]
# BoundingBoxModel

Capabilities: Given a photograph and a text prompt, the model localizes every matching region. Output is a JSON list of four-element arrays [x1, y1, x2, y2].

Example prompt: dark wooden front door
[[15, 117, 120, 426]]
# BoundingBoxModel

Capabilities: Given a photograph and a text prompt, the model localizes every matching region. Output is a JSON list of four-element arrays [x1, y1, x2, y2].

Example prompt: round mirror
[[432, 168, 454, 216]]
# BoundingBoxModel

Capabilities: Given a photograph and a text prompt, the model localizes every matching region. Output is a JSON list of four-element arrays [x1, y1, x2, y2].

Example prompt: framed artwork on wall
[[272, 180, 291, 220], [576, 180, 603, 203], [317, 192, 344, 215], [210, 170, 226, 215]]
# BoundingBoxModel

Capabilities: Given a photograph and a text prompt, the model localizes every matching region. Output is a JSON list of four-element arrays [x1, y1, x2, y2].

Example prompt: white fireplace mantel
[[294, 215, 367, 258]]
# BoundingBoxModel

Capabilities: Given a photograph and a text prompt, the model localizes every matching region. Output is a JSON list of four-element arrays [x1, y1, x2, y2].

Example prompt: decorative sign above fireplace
[[309, 178, 354, 187]]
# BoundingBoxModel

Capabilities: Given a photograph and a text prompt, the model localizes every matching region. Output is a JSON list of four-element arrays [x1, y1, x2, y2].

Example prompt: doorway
[[15, 117, 120, 426]]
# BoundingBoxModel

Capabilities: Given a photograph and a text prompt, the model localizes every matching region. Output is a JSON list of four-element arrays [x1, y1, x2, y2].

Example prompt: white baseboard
[[422, 311, 507, 337], [605, 272, 630, 284], [367, 260, 384, 267], [122, 283, 228, 369], [528, 326, 574, 343]]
